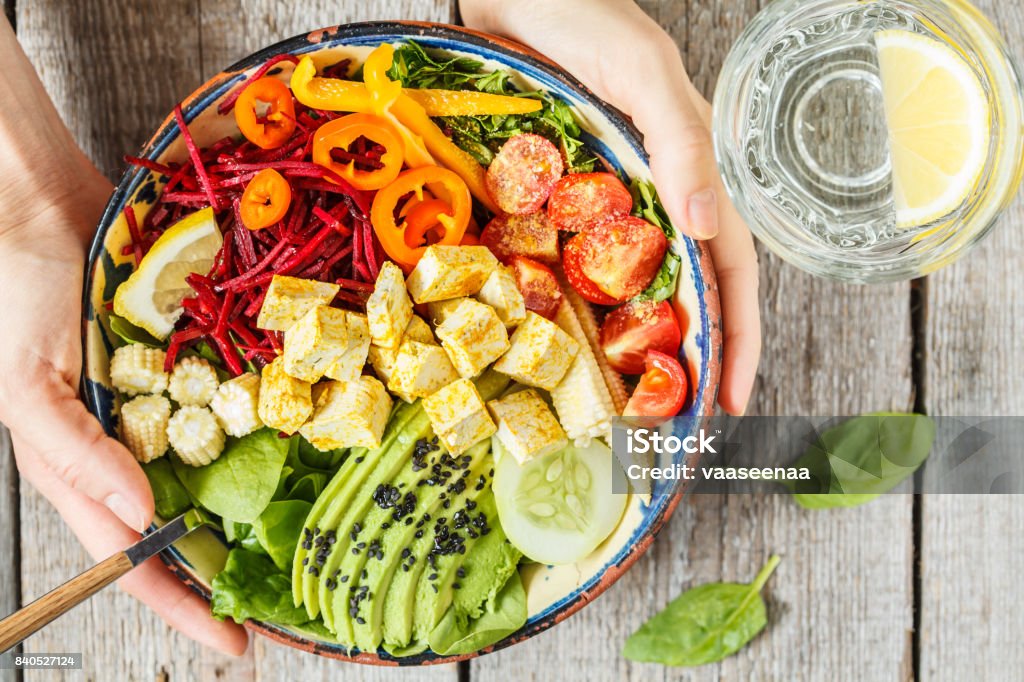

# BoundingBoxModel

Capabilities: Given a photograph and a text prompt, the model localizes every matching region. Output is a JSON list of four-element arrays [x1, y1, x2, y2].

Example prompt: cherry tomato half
[[562, 235, 621, 305], [509, 256, 563, 320], [623, 350, 688, 420], [600, 300, 682, 375], [485, 133, 564, 215], [547, 172, 632, 233], [576, 216, 667, 300], [480, 211, 560, 265]]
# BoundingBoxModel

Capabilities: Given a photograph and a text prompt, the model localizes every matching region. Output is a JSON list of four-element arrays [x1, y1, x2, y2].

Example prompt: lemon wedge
[[875, 30, 991, 227], [114, 207, 223, 339]]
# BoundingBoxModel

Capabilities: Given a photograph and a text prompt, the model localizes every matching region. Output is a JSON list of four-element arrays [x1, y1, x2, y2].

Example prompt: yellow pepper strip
[[362, 44, 404, 115]]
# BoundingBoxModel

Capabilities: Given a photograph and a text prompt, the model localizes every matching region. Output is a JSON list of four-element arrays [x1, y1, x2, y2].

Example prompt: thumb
[[613, 42, 721, 241], [6, 371, 154, 532]]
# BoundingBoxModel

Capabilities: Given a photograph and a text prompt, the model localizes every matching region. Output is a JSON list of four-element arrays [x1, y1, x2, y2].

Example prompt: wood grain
[[919, 5, 1024, 680], [472, 1, 916, 680], [0, 426, 17, 682]]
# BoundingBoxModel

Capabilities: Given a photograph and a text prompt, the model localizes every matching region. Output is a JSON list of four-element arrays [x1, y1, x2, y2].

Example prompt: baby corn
[[168, 406, 226, 466], [560, 285, 629, 413], [210, 373, 263, 437], [551, 298, 616, 446], [110, 344, 169, 396], [120, 395, 171, 463], [168, 356, 219, 407]]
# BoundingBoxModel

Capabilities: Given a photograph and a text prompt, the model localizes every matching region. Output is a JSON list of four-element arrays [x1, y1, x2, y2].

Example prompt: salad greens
[[141, 458, 192, 519], [108, 314, 162, 348], [623, 556, 780, 667], [211, 548, 311, 625], [630, 179, 681, 304], [427, 571, 527, 656], [789, 413, 935, 509], [388, 41, 597, 173], [253, 500, 313, 571]]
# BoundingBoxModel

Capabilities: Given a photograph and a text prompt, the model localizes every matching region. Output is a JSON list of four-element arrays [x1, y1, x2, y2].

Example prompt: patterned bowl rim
[[82, 20, 723, 665]]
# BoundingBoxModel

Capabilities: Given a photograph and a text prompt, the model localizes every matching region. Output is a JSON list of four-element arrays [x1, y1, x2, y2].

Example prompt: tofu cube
[[487, 389, 568, 464], [405, 245, 498, 303], [257, 275, 340, 331], [423, 379, 496, 455], [476, 266, 526, 327], [325, 312, 370, 382], [388, 340, 460, 401], [258, 357, 312, 434], [426, 297, 469, 327], [366, 262, 414, 350], [282, 305, 349, 383], [367, 315, 434, 386], [493, 312, 580, 390], [435, 299, 510, 378], [299, 376, 392, 450]]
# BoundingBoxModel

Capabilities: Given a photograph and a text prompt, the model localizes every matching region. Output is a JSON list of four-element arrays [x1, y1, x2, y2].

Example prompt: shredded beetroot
[[129, 57, 387, 377], [216, 54, 301, 115]]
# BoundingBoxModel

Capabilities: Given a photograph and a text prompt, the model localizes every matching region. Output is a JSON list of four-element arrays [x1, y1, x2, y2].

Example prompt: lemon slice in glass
[[875, 29, 991, 228], [113, 207, 223, 339]]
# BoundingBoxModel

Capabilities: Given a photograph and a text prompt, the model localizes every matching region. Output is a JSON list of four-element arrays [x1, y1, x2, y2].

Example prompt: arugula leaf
[[623, 556, 780, 666], [211, 548, 310, 625], [630, 179, 681, 303], [388, 41, 597, 173], [789, 413, 935, 509]]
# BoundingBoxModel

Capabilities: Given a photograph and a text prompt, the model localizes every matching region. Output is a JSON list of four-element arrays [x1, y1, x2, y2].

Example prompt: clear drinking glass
[[713, 0, 1024, 283]]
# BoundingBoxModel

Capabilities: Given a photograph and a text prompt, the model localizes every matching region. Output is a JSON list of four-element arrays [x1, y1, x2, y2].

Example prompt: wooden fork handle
[[0, 552, 133, 653]]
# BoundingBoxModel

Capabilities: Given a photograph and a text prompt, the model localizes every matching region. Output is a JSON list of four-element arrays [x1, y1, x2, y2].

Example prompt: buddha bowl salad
[[106, 41, 691, 657]]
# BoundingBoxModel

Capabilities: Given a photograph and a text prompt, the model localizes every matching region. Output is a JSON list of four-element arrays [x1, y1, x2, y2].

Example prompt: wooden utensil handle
[[0, 552, 133, 653]]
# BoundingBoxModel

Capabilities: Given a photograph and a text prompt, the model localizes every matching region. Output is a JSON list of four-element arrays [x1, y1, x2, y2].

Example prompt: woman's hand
[[461, 0, 761, 414], [0, 19, 247, 655]]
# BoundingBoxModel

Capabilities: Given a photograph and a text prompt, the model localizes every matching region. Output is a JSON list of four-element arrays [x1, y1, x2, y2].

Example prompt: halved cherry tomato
[[562, 235, 621, 306], [600, 301, 682, 375], [240, 168, 292, 230], [547, 173, 632, 232], [313, 113, 404, 190], [234, 77, 296, 150], [480, 211, 559, 265], [509, 256, 563, 320], [623, 350, 688, 420], [574, 216, 667, 300], [370, 166, 472, 271], [485, 134, 564, 215]]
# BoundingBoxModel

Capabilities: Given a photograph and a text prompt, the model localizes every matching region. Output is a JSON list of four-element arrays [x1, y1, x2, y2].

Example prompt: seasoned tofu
[[422, 379, 496, 455], [256, 275, 340, 331], [476, 265, 527, 327], [487, 389, 568, 464], [282, 305, 349, 383], [387, 340, 460, 402], [426, 297, 469, 327], [405, 245, 498, 303], [367, 314, 434, 386], [435, 299, 510, 378], [258, 356, 313, 434], [325, 312, 370, 382], [493, 311, 579, 390], [366, 261, 414, 350], [299, 376, 392, 450]]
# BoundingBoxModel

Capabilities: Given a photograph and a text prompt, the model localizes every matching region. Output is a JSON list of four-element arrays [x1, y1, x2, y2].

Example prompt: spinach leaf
[[388, 41, 597, 173], [252, 500, 313, 571], [623, 555, 780, 667], [223, 520, 267, 555], [171, 428, 289, 523], [789, 413, 935, 509], [108, 314, 162, 348], [428, 571, 527, 656], [210, 548, 310, 625], [630, 179, 681, 303], [141, 458, 192, 519], [284, 473, 328, 504]]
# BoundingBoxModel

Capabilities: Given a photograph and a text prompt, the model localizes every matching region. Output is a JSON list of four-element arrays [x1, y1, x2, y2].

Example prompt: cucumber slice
[[493, 439, 627, 565]]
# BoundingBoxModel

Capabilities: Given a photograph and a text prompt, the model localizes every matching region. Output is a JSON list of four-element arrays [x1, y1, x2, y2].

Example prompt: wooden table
[[1, 1, 1021, 680]]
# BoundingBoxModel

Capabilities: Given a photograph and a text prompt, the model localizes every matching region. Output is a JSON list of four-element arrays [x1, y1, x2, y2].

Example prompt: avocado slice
[[451, 521, 521, 619], [293, 401, 423, 617], [349, 442, 495, 651]]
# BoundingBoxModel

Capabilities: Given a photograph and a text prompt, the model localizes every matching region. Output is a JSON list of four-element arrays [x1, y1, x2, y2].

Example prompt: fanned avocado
[[451, 520, 521, 619], [349, 442, 495, 651], [292, 400, 422, 617]]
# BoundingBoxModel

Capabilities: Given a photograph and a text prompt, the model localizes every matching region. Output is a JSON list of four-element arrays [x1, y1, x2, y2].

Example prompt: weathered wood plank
[[472, 1, 915, 680], [0, 425, 18, 682], [919, 5, 1024, 680]]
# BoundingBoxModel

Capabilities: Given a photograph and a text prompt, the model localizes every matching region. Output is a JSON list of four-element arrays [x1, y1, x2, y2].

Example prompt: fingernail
[[105, 493, 147, 533], [687, 189, 719, 239]]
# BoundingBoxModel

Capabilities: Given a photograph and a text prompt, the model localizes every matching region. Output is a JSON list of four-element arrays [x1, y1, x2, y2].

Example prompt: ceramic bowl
[[82, 21, 722, 665]]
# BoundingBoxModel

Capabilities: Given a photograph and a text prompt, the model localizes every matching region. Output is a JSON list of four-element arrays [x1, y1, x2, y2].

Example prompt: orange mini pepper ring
[[240, 168, 292, 231], [234, 77, 296, 150], [370, 166, 472, 271], [312, 113, 404, 191]]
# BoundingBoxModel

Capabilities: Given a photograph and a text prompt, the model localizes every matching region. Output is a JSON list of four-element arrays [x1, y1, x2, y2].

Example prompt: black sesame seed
[[341, 575, 349, 583], [456, 567, 466, 578], [453, 582, 461, 589]]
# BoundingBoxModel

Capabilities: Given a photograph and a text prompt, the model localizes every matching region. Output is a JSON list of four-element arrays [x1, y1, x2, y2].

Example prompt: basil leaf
[[789, 413, 935, 509], [623, 556, 780, 666], [108, 314, 162, 348], [210, 548, 310, 625]]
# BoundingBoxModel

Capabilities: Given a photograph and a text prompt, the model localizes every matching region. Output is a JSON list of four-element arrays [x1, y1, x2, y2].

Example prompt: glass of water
[[713, 0, 1024, 283]]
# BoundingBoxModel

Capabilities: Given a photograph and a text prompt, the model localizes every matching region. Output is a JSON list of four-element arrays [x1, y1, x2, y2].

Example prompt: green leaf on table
[[623, 555, 780, 667], [210, 548, 310, 625], [428, 571, 527, 656], [141, 458, 192, 519], [171, 428, 289, 523], [789, 413, 935, 509]]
